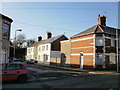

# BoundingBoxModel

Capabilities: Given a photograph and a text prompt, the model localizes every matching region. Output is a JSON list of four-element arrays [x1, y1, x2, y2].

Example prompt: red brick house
[[70, 15, 120, 69]]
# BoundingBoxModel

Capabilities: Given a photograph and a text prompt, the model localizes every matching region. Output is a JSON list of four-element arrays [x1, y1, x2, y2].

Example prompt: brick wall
[[71, 34, 94, 68], [61, 40, 71, 66], [51, 35, 68, 51]]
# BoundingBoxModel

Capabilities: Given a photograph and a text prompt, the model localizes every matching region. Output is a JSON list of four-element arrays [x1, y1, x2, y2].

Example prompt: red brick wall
[[71, 39, 94, 48], [71, 34, 94, 68], [51, 35, 68, 51], [71, 47, 94, 53], [70, 55, 93, 66]]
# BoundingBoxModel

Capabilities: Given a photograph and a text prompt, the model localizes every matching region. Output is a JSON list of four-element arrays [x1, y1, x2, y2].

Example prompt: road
[[2, 64, 120, 89]]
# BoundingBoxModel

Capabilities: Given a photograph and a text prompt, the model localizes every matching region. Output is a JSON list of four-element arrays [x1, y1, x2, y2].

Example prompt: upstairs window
[[39, 46, 41, 51], [111, 39, 115, 47], [2, 23, 9, 39], [105, 38, 111, 46], [42, 46, 45, 51], [96, 37, 104, 46], [46, 45, 48, 50]]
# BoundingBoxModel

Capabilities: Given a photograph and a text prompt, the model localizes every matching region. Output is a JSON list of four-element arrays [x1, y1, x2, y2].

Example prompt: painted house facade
[[70, 15, 120, 69], [26, 32, 68, 65], [0, 14, 13, 63]]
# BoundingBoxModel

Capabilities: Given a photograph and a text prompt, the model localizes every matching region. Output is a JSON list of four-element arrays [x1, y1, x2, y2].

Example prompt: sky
[[1, 2, 119, 41]]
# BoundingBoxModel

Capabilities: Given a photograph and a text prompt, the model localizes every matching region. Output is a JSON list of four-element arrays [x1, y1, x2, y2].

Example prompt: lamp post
[[116, 28, 119, 73], [13, 29, 22, 59]]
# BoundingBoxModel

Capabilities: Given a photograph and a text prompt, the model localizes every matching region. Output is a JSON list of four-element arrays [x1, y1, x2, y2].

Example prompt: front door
[[80, 53, 84, 69]]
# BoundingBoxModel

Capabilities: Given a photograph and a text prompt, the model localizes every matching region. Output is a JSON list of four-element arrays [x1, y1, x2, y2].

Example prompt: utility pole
[[13, 29, 22, 59]]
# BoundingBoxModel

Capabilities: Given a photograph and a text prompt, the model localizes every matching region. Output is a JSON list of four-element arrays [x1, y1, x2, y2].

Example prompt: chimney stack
[[98, 14, 106, 26], [47, 32, 52, 39], [38, 36, 42, 41]]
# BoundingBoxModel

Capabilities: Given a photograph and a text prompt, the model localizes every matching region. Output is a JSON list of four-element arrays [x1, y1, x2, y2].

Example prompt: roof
[[28, 34, 66, 47], [71, 24, 120, 38], [0, 13, 13, 22]]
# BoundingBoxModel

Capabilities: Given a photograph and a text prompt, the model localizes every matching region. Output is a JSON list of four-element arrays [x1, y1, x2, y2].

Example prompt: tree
[[12, 34, 26, 48], [26, 39, 36, 47]]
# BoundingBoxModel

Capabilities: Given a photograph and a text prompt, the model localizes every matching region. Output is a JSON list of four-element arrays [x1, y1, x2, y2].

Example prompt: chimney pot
[[38, 36, 42, 41], [47, 32, 52, 39], [98, 14, 106, 26]]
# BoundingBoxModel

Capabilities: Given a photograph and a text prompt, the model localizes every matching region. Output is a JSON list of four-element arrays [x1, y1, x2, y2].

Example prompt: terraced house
[[0, 13, 13, 63], [70, 15, 120, 69], [26, 32, 68, 65]]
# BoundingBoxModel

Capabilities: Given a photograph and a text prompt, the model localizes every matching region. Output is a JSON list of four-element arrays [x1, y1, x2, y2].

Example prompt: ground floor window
[[109, 53, 116, 64], [43, 54, 49, 61], [96, 53, 104, 65], [38, 55, 41, 61]]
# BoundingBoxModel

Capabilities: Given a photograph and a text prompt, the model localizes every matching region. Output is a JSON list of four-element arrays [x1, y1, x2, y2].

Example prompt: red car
[[0, 63, 29, 83]]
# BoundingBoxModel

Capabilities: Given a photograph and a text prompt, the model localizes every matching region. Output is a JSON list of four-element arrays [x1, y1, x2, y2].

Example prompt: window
[[28, 49, 30, 54], [96, 37, 104, 46], [39, 47, 41, 51], [0, 64, 8, 71], [46, 55, 48, 60], [105, 38, 111, 46], [46, 45, 48, 50], [19, 64, 26, 70], [111, 40, 115, 47], [109, 53, 116, 64], [42, 46, 45, 51], [96, 53, 104, 65], [39, 55, 41, 60], [2, 23, 9, 39], [8, 64, 20, 70], [44, 54, 49, 61]]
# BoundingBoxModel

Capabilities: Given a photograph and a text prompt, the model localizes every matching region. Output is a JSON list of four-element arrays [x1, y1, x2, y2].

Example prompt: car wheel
[[18, 75, 27, 83]]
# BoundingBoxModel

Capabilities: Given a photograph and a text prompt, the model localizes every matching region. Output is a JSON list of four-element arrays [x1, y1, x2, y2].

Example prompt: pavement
[[34, 63, 120, 75]]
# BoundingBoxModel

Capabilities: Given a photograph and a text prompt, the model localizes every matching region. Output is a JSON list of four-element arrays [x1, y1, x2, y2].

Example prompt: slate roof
[[71, 24, 120, 38], [28, 34, 65, 47], [0, 13, 13, 22]]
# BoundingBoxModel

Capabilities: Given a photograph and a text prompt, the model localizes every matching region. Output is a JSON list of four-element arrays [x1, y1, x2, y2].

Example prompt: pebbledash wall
[[0, 14, 2, 63], [0, 14, 13, 63]]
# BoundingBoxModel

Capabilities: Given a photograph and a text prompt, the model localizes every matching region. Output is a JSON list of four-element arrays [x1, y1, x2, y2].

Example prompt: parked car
[[0, 63, 29, 83], [11, 59, 22, 63], [26, 59, 35, 64]]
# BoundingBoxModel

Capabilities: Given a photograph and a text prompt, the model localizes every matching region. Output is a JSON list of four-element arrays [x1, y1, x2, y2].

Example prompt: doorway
[[80, 52, 84, 69]]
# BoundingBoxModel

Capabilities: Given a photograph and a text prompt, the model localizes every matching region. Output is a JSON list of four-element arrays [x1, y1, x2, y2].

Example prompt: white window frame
[[111, 39, 115, 47], [109, 53, 116, 64]]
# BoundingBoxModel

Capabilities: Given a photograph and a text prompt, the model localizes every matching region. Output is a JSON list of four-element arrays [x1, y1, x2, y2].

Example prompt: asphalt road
[[2, 64, 120, 89]]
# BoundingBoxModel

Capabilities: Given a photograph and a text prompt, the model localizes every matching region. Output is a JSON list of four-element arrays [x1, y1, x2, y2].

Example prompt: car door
[[7, 64, 20, 80], [0, 64, 8, 81], [19, 64, 27, 73]]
